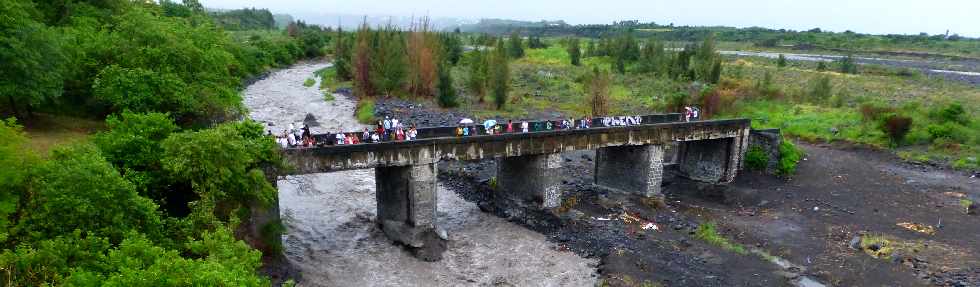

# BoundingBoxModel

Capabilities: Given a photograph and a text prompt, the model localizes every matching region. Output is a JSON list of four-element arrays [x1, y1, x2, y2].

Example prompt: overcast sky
[[199, 0, 980, 37]]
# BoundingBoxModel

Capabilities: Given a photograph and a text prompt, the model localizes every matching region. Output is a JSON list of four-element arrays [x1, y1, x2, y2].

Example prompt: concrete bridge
[[269, 115, 752, 260]]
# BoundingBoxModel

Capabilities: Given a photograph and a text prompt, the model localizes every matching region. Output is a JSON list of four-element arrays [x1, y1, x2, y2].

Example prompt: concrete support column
[[678, 138, 739, 183], [375, 163, 445, 261], [495, 153, 563, 209], [594, 144, 665, 198]]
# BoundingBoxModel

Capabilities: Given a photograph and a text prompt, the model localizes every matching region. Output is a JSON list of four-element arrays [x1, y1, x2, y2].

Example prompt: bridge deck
[[282, 118, 751, 174]]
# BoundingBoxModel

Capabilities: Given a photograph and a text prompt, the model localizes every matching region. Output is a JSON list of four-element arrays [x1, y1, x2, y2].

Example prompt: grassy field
[[18, 113, 105, 155], [445, 44, 979, 170]]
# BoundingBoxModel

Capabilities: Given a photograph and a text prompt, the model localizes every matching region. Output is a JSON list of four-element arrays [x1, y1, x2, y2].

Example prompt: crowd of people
[[456, 116, 593, 136], [275, 110, 706, 149], [272, 123, 316, 148]]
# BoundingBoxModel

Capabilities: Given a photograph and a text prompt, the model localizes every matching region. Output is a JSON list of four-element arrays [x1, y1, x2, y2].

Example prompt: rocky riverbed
[[244, 61, 597, 287], [375, 93, 979, 287]]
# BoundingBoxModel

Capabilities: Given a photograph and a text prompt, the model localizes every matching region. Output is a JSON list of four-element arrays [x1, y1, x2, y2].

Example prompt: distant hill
[[286, 12, 476, 31]]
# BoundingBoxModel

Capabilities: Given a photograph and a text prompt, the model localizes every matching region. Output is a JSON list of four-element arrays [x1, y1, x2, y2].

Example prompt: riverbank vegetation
[[0, 0, 333, 285], [329, 23, 975, 170]]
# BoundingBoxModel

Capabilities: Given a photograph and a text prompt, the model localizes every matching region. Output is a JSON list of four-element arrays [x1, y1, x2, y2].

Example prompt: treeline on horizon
[[0, 0, 338, 285], [457, 19, 980, 57]]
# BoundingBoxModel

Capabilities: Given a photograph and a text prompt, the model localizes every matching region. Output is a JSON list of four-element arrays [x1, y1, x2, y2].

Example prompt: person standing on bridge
[[462, 124, 469, 136], [521, 120, 529, 133], [383, 116, 392, 141], [506, 120, 514, 133], [408, 125, 417, 140]]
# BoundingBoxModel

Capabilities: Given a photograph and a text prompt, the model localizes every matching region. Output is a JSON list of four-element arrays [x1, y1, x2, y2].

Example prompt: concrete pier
[[375, 163, 445, 261], [594, 144, 665, 198], [495, 153, 563, 210]]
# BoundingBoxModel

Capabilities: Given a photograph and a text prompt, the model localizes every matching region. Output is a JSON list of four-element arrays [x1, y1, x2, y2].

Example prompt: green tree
[[838, 54, 857, 74], [586, 67, 611, 116], [1, 228, 267, 286], [507, 31, 524, 59], [66, 229, 268, 286], [0, 119, 36, 242], [693, 34, 720, 82], [638, 39, 668, 75], [0, 0, 66, 118], [709, 59, 722, 84], [161, 121, 279, 230], [353, 23, 376, 97], [371, 28, 407, 97], [334, 27, 353, 81], [440, 31, 463, 65], [567, 37, 581, 66], [466, 50, 489, 103], [94, 112, 179, 203], [436, 63, 458, 108], [777, 54, 787, 67], [807, 75, 833, 103], [17, 144, 162, 244], [489, 40, 510, 109]]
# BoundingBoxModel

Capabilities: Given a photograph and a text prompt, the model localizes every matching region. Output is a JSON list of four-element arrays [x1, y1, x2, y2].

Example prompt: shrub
[[745, 146, 769, 171], [838, 54, 857, 74], [927, 123, 954, 140], [355, 99, 376, 124], [881, 115, 913, 144], [436, 64, 458, 108], [952, 157, 978, 171], [859, 102, 894, 122], [694, 222, 747, 254], [807, 75, 832, 103], [303, 78, 315, 87], [754, 71, 780, 99], [778, 139, 803, 175], [776, 54, 787, 67], [931, 103, 967, 124], [961, 199, 976, 215]]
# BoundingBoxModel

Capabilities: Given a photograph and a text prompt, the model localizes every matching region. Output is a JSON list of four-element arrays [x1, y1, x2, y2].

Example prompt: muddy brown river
[[243, 62, 598, 286]]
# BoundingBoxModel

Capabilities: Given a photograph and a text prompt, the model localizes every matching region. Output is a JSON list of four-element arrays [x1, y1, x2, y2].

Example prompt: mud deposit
[[244, 61, 597, 286]]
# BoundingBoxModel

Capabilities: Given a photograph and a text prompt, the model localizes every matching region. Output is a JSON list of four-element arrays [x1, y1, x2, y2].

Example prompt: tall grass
[[694, 222, 747, 254], [356, 99, 376, 125]]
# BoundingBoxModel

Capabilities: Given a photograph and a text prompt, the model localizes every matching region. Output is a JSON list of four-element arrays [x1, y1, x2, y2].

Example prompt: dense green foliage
[[744, 146, 769, 171], [566, 37, 582, 66], [356, 99, 377, 124], [0, 0, 331, 124], [490, 40, 511, 109], [437, 63, 459, 108], [778, 139, 804, 176], [209, 7, 275, 30], [461, 20, 980, 58], [0, 0, 66, 118], [1, 116, 280, 285], [508, 31, 525, 59], [0, 0, 334, 284]]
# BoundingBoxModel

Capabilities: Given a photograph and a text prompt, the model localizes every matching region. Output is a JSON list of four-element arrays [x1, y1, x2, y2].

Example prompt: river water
[[243, 62, 598, 287], [718, 50, 980, 85]]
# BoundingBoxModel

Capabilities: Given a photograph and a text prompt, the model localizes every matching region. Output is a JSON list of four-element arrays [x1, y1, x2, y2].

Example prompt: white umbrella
[[458, 118, 474, 124]]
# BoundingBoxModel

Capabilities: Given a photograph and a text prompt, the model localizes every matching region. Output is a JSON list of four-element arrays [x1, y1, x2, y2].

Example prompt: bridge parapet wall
[[282, 119, 751, 175]]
